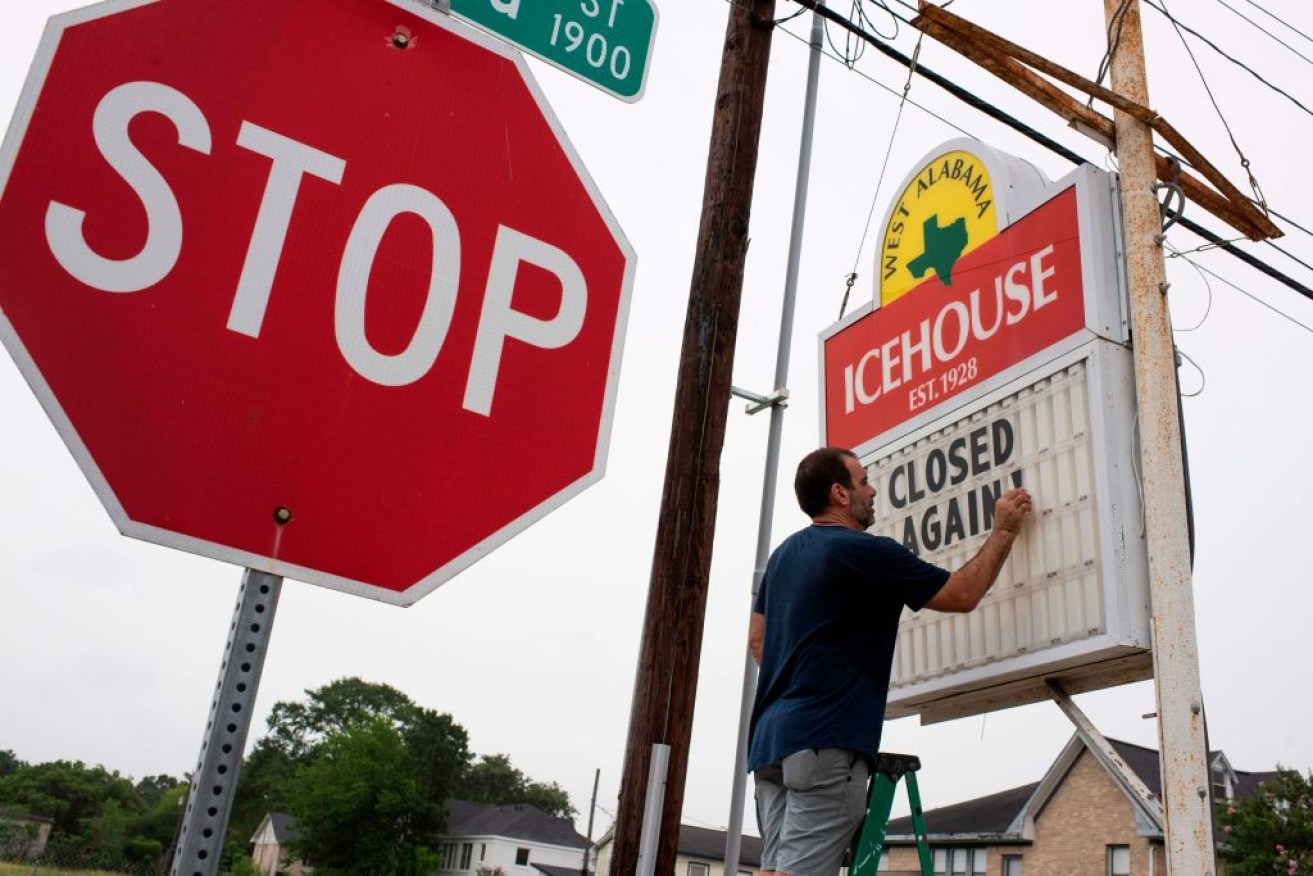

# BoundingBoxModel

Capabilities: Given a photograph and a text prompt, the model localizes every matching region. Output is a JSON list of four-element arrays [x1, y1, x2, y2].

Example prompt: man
[[748, 446, 1033, 876]]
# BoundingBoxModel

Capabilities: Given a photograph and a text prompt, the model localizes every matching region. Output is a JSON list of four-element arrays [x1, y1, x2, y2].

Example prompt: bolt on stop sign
[[0, 0, 635, 605]]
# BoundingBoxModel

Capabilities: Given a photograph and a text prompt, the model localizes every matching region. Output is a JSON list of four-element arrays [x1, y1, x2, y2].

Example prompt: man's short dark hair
[[794, 447, 858, 518]]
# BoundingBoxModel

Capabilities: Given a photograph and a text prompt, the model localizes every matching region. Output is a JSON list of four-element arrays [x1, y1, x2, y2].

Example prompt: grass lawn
[[0, 863, 138, 876]]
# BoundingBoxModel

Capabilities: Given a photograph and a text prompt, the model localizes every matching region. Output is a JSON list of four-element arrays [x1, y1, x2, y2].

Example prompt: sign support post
[[723, 3, 824, 873], [170, 570, 282, 876], [1103, 1, 1216, 872]]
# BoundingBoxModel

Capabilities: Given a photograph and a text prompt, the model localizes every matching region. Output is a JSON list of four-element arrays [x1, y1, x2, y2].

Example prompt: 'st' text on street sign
[[447, 0, 657, 102]]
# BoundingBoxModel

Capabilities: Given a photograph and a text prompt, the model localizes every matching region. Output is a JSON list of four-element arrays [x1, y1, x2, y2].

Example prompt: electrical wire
[[1168, 247, 1313, 335], [1264, 240, 1313, 279], [771, 17, 975, 139], [1238, 0, 1313, 49], [1142, 0, 1313, 121], [1092, 0, 1135, 107], [843, 33, 925, 318], [1210, 0, 1313, 66], [1156, 0, 1267, 210], [1151, 141, 1313, 247], [1175, 346, 1206, 397], [1164, 241, 1216, 331], [766, 0, 1313, 306]]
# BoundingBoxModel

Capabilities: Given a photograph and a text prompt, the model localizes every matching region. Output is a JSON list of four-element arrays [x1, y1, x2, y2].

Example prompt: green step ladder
[[848, 753, 933, 876]]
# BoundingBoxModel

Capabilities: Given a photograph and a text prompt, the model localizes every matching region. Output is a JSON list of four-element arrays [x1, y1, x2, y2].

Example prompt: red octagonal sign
[[0, 0, 634, 605]]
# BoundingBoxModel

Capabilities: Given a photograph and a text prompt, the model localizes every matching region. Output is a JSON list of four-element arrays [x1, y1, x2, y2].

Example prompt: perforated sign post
[[0, 0, 633, 871]]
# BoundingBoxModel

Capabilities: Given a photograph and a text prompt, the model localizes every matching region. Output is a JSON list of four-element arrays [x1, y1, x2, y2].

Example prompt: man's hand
[[993, 487, 1033, 535], [926, 487, 1035, 613]]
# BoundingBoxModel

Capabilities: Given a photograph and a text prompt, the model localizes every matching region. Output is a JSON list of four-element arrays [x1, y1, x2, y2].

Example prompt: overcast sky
[[2, 0, 1312, 842]]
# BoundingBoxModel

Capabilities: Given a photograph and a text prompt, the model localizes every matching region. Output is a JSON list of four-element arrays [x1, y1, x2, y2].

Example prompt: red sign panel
[[823, 187, 1085, 450], [0, 0, 633, 604]]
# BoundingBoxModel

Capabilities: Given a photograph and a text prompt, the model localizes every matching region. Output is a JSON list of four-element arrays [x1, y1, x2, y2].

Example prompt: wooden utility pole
[[1103, 1, 1217, 872], [609, 2, 776, 874]]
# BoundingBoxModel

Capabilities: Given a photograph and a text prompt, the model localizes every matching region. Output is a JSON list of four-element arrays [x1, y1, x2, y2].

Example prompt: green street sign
[[446, 0, 658, 102]]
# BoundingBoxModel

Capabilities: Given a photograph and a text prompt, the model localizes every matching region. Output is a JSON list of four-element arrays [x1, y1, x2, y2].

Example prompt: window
[[687, 864, 710, 876], [515, 848, 530, 867], [1108, 845, 1130, 876], [1002, 854, 1023, 876], [933, 847, 986, 876], [459, 843, 473, 870], [439, 843, 458, 870]]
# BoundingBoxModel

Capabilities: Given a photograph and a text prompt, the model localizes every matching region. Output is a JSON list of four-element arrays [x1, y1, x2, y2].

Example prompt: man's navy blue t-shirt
[[747, 524, 949, 772]]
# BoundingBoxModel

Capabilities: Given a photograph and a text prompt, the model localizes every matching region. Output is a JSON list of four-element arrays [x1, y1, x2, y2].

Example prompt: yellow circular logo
[[879, 150, 1000, 307]]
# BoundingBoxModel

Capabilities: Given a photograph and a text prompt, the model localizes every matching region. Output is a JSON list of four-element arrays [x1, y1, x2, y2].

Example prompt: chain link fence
[[1, 824, 165, 876]]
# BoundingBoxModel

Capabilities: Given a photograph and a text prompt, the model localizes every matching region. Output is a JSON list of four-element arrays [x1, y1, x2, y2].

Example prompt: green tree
[[1217, 767, 1313, 876], [230, 677, 574, 868], [0, 750, 25, 778], [287, 715, 445, 875], [460, 754, 576, 819], [262, 677, 423, 761], [229, 678, 473, 867], [0, 759, 137, 836], [125, 779, 187, 863]]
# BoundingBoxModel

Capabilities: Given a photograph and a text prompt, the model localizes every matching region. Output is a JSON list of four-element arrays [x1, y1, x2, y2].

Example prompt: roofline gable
[[1023, 733, 1164, 834]]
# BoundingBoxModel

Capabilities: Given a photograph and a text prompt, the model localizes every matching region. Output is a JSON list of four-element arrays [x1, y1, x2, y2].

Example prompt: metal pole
[[170, 568, 283, 876], [723, 4, 825, 873], [636, 744, 671, 876], [583, 767, 600, 876], [1102, 1, 1215, 872]]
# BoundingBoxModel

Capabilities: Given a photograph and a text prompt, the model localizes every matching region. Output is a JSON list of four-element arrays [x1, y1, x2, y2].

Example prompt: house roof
[[251, 812, 299, 845], [591, 823, 763, 867], [675, 825, 763, 867], [1107, 738, 1165, 798], [447, 800, 589, 850], [532, 865, 583, 876], [1235, 769, 1281, 798], [886, 782, 1039, 840], [884, 735, 1278, 843]]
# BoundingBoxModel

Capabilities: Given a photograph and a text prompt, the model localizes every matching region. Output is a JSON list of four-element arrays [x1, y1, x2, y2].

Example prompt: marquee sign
[[819, 142, 1153, 720], [876, 342, 1152, 720]]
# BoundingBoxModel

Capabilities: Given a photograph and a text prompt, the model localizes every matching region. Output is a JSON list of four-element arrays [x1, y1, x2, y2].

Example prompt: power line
[[1157, 0, 1266, 209], [1142, 0, 1313, 121], [772, 19, 974, 139], [1177, 216, 1313, 300], [1169, 247, 1313, 335], [1238, 0, 1313, 49], [772, 0, 1313, 304], [1210, 0, 1313, 66], [1150, 141, 1313, 244]]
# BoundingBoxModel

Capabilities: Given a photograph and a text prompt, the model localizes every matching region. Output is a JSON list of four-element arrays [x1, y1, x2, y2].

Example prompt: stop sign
[[0, 0, 634, 605]]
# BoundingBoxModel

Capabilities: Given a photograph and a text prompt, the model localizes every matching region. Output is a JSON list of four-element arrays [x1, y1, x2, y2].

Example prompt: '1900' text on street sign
[[448, 0, 658, 102]]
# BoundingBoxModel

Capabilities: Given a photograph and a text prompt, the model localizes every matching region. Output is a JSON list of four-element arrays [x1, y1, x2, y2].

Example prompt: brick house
[[878, 734, 1276, 875], [249, 812, 307, 876]]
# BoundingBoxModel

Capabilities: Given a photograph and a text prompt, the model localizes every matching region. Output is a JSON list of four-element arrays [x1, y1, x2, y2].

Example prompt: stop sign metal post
[[0, 0, 633, 871]]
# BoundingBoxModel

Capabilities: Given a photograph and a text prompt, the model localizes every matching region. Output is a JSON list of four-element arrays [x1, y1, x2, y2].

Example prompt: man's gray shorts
[[754, 748, 870, 876]]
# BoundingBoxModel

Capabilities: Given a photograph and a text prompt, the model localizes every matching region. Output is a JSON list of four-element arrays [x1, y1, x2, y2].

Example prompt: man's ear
[[829, 481, 848, 506]]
